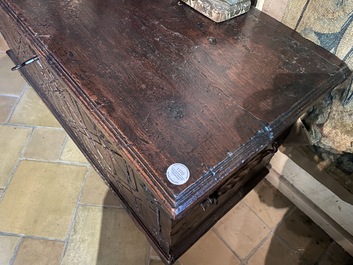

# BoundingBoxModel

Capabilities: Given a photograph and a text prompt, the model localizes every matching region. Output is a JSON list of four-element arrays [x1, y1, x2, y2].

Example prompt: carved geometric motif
[[1, 7, 165, 244], [19, 52, 165, 242]]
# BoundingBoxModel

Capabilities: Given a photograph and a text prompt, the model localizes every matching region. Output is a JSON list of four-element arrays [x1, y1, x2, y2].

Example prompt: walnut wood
[[0, 0, 351, 263]]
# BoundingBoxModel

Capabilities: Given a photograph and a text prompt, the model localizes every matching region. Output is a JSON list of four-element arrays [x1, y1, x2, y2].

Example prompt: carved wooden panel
[[1, 8, 169, 252], [29, 56, 171, 249]]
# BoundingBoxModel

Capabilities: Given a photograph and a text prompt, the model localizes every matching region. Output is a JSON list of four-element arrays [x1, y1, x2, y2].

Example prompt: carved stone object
[[182, 0, 251, 22]]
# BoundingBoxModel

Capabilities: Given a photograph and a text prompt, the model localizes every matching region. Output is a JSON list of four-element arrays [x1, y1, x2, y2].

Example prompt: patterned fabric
[[279, 0, 353, 174]]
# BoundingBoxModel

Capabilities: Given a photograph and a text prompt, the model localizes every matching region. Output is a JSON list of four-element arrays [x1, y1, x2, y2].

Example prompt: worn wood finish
[[0, 0, 351, 263]]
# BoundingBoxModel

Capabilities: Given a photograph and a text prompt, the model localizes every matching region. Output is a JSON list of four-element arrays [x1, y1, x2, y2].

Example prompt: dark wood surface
[[1, 1, 351, 263], [0, 0, 351, 217]]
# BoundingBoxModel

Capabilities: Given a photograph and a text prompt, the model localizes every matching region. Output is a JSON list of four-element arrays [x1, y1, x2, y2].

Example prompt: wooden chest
[[0, 0, 350, 263]]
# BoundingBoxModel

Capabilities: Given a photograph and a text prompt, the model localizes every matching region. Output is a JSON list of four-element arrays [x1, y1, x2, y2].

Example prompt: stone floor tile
[[0, 33, 9, 53], [9, 87, 61, 127], [150, 246, 161, 261], [243, 179, 293, 229], [276, 208, 332, 264], [0, 161, 86, 239], [318, 242, 353, 265], [0, 55, 26, 95], [0, 235, 21, 265], [80, 167, 122, 207], [0, 125, 31, 188], [248, 233, 299, 265], [151, 260, 181, 265], [61, 205, 149, 265], [178, 230, 241, 265], [214, 201, 271, 259], [149, 246, 182, 265], [0, 95, 18, 122], [150, 260, 167, 265], [60, 138, 88, 163], [13, 238, 64, 265], [23, 127, 66, 160]]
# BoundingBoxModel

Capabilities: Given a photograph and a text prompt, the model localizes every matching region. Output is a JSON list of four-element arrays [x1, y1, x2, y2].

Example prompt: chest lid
[[1, 0, 350, 217]]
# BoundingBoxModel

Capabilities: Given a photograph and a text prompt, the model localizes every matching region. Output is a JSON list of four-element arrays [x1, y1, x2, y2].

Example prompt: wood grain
[[1, 0, 350, 211], [0, 0, 351, 263]]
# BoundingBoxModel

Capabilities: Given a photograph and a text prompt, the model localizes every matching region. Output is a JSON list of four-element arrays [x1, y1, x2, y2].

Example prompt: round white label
[[166, 163, 190, 185]]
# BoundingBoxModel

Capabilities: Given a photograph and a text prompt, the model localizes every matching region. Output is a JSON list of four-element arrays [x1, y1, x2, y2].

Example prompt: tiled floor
[[1, 35, 353, 265]]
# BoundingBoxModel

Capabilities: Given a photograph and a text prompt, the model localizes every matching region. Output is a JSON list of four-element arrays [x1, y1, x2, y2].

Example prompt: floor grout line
[[78, 202, 124, 209], [242, 197, 296, 235], [59, 165, 90, 265], [5, 82, 28, 123], [58, 134, 70, 161], [0, 231, 66, 242], [0, 121, 63, 130], [243, 230, 274, 263], [0, 125, 34, 204], [270, 232, 302, 260], [145, 244, 152, 265], [19, 157, 89, 167], [8, 236, 23, 265], [241, 199, 272, 231], [211, 197, 298, 265], [270, 207, 302, 253], [212, 227, 243, 263], [0, 93, 19, 98], [241, 183, 298, 257], [242, 180, 297, 229], [316, 241, 335, 264]]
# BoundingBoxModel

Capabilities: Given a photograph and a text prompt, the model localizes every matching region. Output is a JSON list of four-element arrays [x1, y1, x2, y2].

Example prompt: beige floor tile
[[214, 201, 271, 259], [61, 205, 149, 265], [150, 260, 167, 265], [80, 167, 122, 206], [60, 138, 88, 163], [318, 242, 353, 265], [0, 55, 26, 95], [0, 235, 21, 265], [149, 247, 182, 265], [150, 246, 161, 260], [0, 125, 31, 188], [0, 95, 18, 122], [178, 230, 241, 265], [0, 160, 86, 239], [151, 260, 181, 265], [248, 233, 299, 265], [13, 238, 64, 265], [0, 33, 9, 53], [23, 127, 66, 160], [276, 208, 332, 264], [9, 87, 61, 127], [243, 179, 293, 229]]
